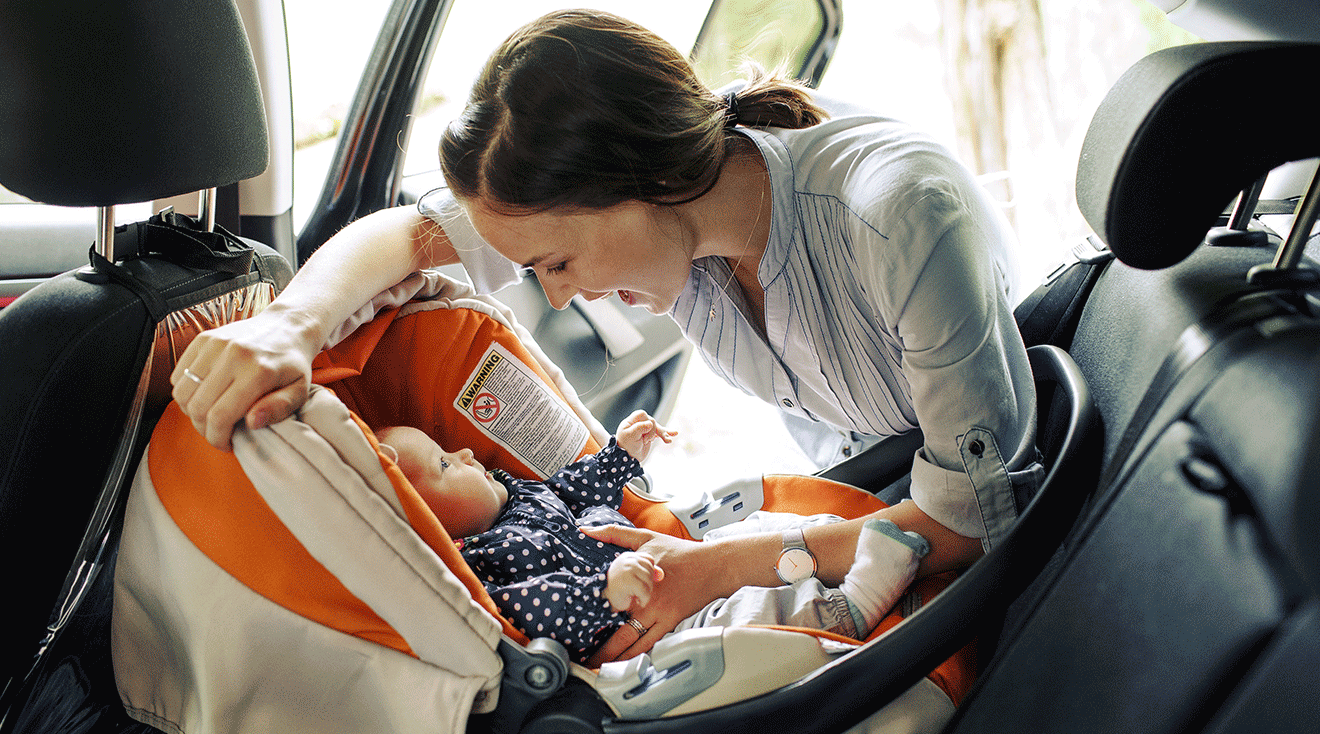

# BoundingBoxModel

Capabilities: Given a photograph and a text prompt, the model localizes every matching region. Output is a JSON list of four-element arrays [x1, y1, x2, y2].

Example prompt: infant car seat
[[112, 271, 992, 734]]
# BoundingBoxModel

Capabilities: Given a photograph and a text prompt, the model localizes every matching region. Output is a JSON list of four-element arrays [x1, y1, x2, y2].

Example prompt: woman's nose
[[543, 280, 577, 310]]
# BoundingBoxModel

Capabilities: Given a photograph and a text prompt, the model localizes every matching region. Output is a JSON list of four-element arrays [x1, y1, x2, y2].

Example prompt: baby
[[376, 412, 927, 664]]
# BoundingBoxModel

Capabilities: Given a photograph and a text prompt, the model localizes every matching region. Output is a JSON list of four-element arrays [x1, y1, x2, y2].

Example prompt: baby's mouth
[[617, 290, 634, 306]]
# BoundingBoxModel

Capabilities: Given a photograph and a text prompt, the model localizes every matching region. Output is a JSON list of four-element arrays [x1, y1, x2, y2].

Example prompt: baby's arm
[[546, 439, 645, 514], [604, 551, 665, 613], [484, 570, 622, 663], [615, 410, 676, 463]]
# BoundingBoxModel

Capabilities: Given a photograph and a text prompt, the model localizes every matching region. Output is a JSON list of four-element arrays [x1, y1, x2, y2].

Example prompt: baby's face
[[376, 426, 509, 537]]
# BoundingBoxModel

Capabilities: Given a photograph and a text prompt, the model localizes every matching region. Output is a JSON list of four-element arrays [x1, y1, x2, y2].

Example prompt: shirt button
[[842, 446, 852, 457], [781, 398, 794, 408]]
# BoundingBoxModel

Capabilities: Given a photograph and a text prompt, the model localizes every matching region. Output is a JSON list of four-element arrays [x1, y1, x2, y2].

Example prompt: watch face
[[776, 547, 816, 583]]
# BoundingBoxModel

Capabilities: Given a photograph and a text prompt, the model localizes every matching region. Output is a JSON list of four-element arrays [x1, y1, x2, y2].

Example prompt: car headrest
[[1076, 42, 1320, 270], [0, 0, 268, 207]]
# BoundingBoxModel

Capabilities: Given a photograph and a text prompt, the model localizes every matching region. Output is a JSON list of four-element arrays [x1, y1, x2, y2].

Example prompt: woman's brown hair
[[439, 9, 826, 213]]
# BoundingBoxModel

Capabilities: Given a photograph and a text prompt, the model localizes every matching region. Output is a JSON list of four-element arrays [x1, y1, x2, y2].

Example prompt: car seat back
[[946, 41, 1320, 734], [0, 0, 285, 728]]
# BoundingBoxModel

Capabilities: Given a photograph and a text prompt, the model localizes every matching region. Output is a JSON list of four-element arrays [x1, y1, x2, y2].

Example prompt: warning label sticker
[[455, 344, 589, 478]]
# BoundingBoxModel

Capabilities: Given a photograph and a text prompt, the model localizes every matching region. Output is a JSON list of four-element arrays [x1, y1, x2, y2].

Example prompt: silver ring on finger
[[183, 367, 204, 385], [625, 617, 649, 636]]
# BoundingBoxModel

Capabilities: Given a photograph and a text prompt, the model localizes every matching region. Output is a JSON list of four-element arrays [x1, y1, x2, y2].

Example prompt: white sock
[[838, 518, 930, 636]]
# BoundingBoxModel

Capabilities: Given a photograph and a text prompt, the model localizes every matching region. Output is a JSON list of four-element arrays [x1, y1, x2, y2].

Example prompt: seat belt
[[1014, 235, 1114, 348]]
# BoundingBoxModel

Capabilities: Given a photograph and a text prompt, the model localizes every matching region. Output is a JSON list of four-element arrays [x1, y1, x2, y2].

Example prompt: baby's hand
[[604, 551, 665, 613], [615, 410, 677, 463]]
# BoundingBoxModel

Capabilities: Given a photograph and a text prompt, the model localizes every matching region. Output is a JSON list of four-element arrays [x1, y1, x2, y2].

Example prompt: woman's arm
[[581, 501, 981, 665], [171, 206, 457, 450]]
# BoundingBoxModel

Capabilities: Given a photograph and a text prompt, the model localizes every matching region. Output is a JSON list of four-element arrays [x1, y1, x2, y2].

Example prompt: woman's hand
[[169, 206, 458, 452], [170, 305, 321, 451], [604, 551, 665, 612], [582, 524, 729, 666], [614, 410, 676, 463]]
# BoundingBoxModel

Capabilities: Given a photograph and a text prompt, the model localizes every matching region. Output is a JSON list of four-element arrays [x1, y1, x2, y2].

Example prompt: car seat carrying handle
[[597, 346, 1097, 734]]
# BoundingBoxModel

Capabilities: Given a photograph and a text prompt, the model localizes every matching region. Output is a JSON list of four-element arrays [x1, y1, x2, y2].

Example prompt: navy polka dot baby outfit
[[457, 439, 643, 663]]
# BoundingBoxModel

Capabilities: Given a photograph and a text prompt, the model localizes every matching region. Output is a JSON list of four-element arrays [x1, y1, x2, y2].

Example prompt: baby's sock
[[838, 519, 930, 636]]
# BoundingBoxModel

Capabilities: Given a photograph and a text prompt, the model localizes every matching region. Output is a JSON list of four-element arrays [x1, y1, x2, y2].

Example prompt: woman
[[172, 9, 1040, 664]]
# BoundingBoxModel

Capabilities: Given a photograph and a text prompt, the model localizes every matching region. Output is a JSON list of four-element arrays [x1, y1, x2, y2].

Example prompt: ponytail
[[723, 62, 828, 130]]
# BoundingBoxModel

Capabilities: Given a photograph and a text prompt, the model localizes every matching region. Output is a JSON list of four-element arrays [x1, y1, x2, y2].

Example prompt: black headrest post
[[1226, 175, 1268, 232], [1273, 168, 1320, 271], [1245, 166, 1320, 286], [97, 207, 116, 263], [199, 189, 219, 234]]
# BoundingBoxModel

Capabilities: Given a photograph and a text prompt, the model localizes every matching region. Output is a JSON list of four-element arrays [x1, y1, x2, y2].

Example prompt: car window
[[815, 0, 1201, 293], [285, 0, 396, 231], [395, 0, 724, 193], [690, 0, 834, 88]]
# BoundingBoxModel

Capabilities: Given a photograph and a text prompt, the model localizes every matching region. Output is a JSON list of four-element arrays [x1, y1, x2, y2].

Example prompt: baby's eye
[[440, 458, 449, 470], [545, 261, 568, 274]]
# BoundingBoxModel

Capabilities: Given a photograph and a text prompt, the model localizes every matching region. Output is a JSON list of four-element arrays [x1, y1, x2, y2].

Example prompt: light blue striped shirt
[[424, 114, 1037, 543], [671, 119, 1036, 542]]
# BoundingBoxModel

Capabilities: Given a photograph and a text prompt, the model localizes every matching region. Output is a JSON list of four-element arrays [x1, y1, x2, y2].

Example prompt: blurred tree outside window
[[934, 0, 1201, 287], [690, 0, 828, 88]]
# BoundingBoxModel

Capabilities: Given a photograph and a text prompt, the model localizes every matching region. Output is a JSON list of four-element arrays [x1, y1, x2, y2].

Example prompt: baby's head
[[375, 426, 509, 538]]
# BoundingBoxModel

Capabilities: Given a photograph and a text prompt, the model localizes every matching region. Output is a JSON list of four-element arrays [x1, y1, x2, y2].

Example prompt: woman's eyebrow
[[520, 253, 551, 270]]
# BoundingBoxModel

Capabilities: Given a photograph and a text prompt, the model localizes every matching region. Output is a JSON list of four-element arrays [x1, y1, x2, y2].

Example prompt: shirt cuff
[[908, 447, 985, 540]]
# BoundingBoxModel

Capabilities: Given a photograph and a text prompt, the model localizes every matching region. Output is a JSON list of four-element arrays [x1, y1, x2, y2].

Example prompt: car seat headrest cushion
[[1075, 42, 1320, 270], [0, 0, 269, 207]]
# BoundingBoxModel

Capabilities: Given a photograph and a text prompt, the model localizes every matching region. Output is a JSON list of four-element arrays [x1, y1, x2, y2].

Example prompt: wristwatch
[[774, 528, 817, 585]]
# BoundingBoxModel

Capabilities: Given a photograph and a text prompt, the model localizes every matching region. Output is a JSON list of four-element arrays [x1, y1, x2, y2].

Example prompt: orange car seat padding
[[868, 573, 975, 706], [313, 305, 600, 480], [151, 402, 417, 657], [153, 304, 600, 659], [308, 304, 401, 384]]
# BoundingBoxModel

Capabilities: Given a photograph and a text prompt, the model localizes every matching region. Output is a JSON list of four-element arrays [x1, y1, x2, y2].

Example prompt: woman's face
[[465, 199, 695, 314]]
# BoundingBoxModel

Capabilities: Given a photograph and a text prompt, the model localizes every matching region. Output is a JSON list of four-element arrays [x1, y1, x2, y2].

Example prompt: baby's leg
[[838, 518, 929, 637], [669, 580, 862, 638]]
